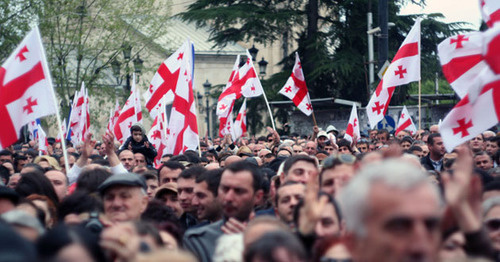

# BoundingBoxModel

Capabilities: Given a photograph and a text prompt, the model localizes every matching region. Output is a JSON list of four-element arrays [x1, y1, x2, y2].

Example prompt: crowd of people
[[0, 122, 499, 262]]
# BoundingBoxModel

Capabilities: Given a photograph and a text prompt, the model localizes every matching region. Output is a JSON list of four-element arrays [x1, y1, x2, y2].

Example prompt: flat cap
[[98, 172, 147, 195]]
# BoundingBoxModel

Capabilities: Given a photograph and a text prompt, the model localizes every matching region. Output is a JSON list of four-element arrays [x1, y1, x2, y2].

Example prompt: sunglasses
[[485, 218, 500, 231], [322, 154, 356, 169]]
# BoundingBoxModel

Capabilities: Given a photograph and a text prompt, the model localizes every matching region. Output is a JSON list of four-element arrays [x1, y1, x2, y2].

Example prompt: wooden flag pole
[[36, 26, 70, 172], [418, 80, 422, 129], [311, 111, 318, 126]]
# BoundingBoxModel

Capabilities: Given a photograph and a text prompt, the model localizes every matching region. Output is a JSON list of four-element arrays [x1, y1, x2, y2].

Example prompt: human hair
[[401, 136, 414, 145], [275, 180, 301, 206], [224, 161, 263, 192], [27, 194, 58, 225], [134, 221, 164, 247], [483, 196, 500, 217], [0, 150, 13, 158], [338, 160, 440, 237], [337, 139, 352, 152], [131, 125, 143, 134], [293, 192, 342, 229], [57, 190, 103, 222], [487, 136, 500, 146], [427, 133, 442, 146], [178, 166, 206, 180], [36, 225, 106, 262], [183, 150, 201, 164], [195, 168, 223, 197], [22, 163, 45, 174], [18, 199, 47, 227], [142, 171, 158, 182], [377, 129, 389, 139], [16, 172, 60, 205], [283, 155, 316, 176], [243, 230, 306, 262], [141, 199, 183, 245], [76, 167, 112, 194], [0, 166, 9, 184], [158, 161, 185, 178], [474, 151, 493, 161], [408, 145, 422, 152]]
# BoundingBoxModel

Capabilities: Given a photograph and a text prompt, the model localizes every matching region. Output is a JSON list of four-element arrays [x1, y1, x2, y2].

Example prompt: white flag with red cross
[[68, 82, 91, 144], [438, 32, 489, 98], [216, 51, 263, 118], [278, 52, 313, 116], [107, 99, 121, 135], [0, 27, 58, 149], [144, 41, 189, 119], [233, 99, 247, 139], [148, 98, 168, 166], [366, 18, 421, 127], [218, 55, 240, 138], [480, 0, 500, 28], [113, 74, 142, 143], [395, 106, 417, 136], [37, 124, 48, 155], [164, 40, 199, 155], [56, 118, 67, 143], [344, 103, 360, 143]]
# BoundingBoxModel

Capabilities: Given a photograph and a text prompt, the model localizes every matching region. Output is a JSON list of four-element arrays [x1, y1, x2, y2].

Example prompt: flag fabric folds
[[480, 0, 500, 28], [278, 52, 313, 116], [395, 106, 417, 135], [0, 27, 57, 149], [113, 74, 142, 143], [233, 99, 247, 140], [344, 103, 360, 143], [366, 18, 421, 128]]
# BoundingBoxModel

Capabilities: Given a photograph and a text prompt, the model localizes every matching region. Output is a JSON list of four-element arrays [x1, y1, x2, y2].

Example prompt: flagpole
[[36, 26, 70, 172], [194, 92, 202, 157], [261, 91, 276, 131], [418, 80, 422, 129], [311, 111, 318, 126]]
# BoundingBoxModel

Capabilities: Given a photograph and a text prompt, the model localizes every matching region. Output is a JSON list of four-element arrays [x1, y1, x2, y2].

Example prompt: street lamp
[[203, 79, 212, 138], [111, 43, 143, 92], [248, 45, 259, 61], [258, 57, 268, 77]]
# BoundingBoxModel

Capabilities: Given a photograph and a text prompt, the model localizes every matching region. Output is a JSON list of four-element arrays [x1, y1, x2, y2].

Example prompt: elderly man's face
[[349, 183, 441, 262], [304, 142, 317, 156], [103, 186, 148, 223]]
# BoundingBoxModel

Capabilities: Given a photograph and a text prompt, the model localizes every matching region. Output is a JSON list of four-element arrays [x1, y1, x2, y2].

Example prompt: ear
[[279, 172, 285, 184], [254, 189, 264, 204]]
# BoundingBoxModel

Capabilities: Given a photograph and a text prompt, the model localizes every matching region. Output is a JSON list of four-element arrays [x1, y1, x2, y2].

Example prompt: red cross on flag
[[144, 41, 189, 119], [395, 106, 417, 136], [278, 52, 313, 116], [148, 97, 168, 166], [218, 55, 240, 138], [439, 77, 500, 152], [344, 103, 360, 143], [164, 40, 199, 155], [480, 0, 500, 28], [233, 99, 247, 139], [113, 74, 143, 143], [0, 27, 58, 149], [216, 50, 264, 119], [438, 32, 488, 98], [366, 18, 421, 127]]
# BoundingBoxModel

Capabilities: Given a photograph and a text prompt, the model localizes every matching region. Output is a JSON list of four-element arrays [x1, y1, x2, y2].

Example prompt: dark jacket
[[183, 220, 224, 262], [420, 155, 443, 172]]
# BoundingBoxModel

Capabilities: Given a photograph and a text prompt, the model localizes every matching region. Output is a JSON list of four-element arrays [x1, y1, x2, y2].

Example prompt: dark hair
[[158, 161, 185, 177], [408, 145, 422, 152], [283, 155, 316, 175], [275, 181, 301, 206], [0, 166, 9, 184], [195, 168, 223, 197], [224, 161, 263, 192], [401, 136, 414, 144], [0, 150, 13, 157], [92, 159, 110, 166], [184, 150, 201, 164], [169, 155, 189, 162], [427, 133, 442, 146], [474, 151, 493, 161], [57, 191, 103, 222], [337, 139, 352, 152], [22, 163, 45, 174], [37, 225, 106, 261], [131, 125, 143, 133], [89, 154, 104, 162], [243, 231, 306, 262], [377, 129, 390, 139], [18, 199, 47, 227], [178, 166, 206, 180], [76, 167, 112, 194], [141, 199, 183, 245], [142, 171, 158, 182], [16, 172, 59, 205], [134, 221, 164, 247]]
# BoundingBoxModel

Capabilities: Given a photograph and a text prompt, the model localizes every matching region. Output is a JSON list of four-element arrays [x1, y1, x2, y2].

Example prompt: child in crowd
[[119, 123, 157, 166]]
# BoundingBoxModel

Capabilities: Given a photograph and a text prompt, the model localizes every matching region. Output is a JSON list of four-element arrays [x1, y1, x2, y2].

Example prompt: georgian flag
[[148, 98, 168, 165], [344, 103, 360, 143], [107, 99, 121, 136], [395, 106, 417, 136], [37, 124, 48, 155], [218, 55, 240, 138], [480, 0, 500, 28], [438, 32, 488, 98], [164, 40, 199, 155], [233, 99, 247, 139], [278, 52, 313, 116], [0, 27, 58, 149], [113, 74, 142, 143], [366, 18, 421, 127]]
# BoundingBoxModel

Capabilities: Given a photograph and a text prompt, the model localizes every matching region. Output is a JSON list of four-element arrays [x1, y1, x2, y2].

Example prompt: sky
[[399, 0, 482, 30]]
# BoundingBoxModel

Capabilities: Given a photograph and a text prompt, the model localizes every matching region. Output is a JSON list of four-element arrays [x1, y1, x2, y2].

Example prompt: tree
[[2, 0, 171, 131], [180, 0, 468, 129]]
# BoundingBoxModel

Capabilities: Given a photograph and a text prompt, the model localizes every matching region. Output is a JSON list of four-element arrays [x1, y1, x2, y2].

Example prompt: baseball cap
[[318, 131, 328, 138], [326, 125, 338, 135], [98, 173, 147, 195], [154, 183, 178, 198]]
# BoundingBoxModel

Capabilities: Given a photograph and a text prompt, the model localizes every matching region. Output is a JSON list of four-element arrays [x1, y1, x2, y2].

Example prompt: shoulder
[[184, 220, 224, 238]]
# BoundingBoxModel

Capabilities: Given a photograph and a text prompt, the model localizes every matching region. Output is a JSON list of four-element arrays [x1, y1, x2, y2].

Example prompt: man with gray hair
[[339, 160, 442, 262]]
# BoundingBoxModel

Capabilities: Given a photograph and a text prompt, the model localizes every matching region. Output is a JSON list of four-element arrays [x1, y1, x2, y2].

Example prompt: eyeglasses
[[485, 218, 500, 231], [322, 154, 356, 169]]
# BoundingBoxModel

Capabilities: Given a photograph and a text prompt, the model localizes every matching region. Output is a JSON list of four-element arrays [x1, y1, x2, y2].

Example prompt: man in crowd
[[280, 155, 318, 184], [421, 133, 445, 172], [158, 161, 185, 185], [192, 169, 223, 225]]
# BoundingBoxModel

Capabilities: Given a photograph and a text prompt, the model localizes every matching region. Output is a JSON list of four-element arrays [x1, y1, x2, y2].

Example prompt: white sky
[[399, 0, 482, 30]]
